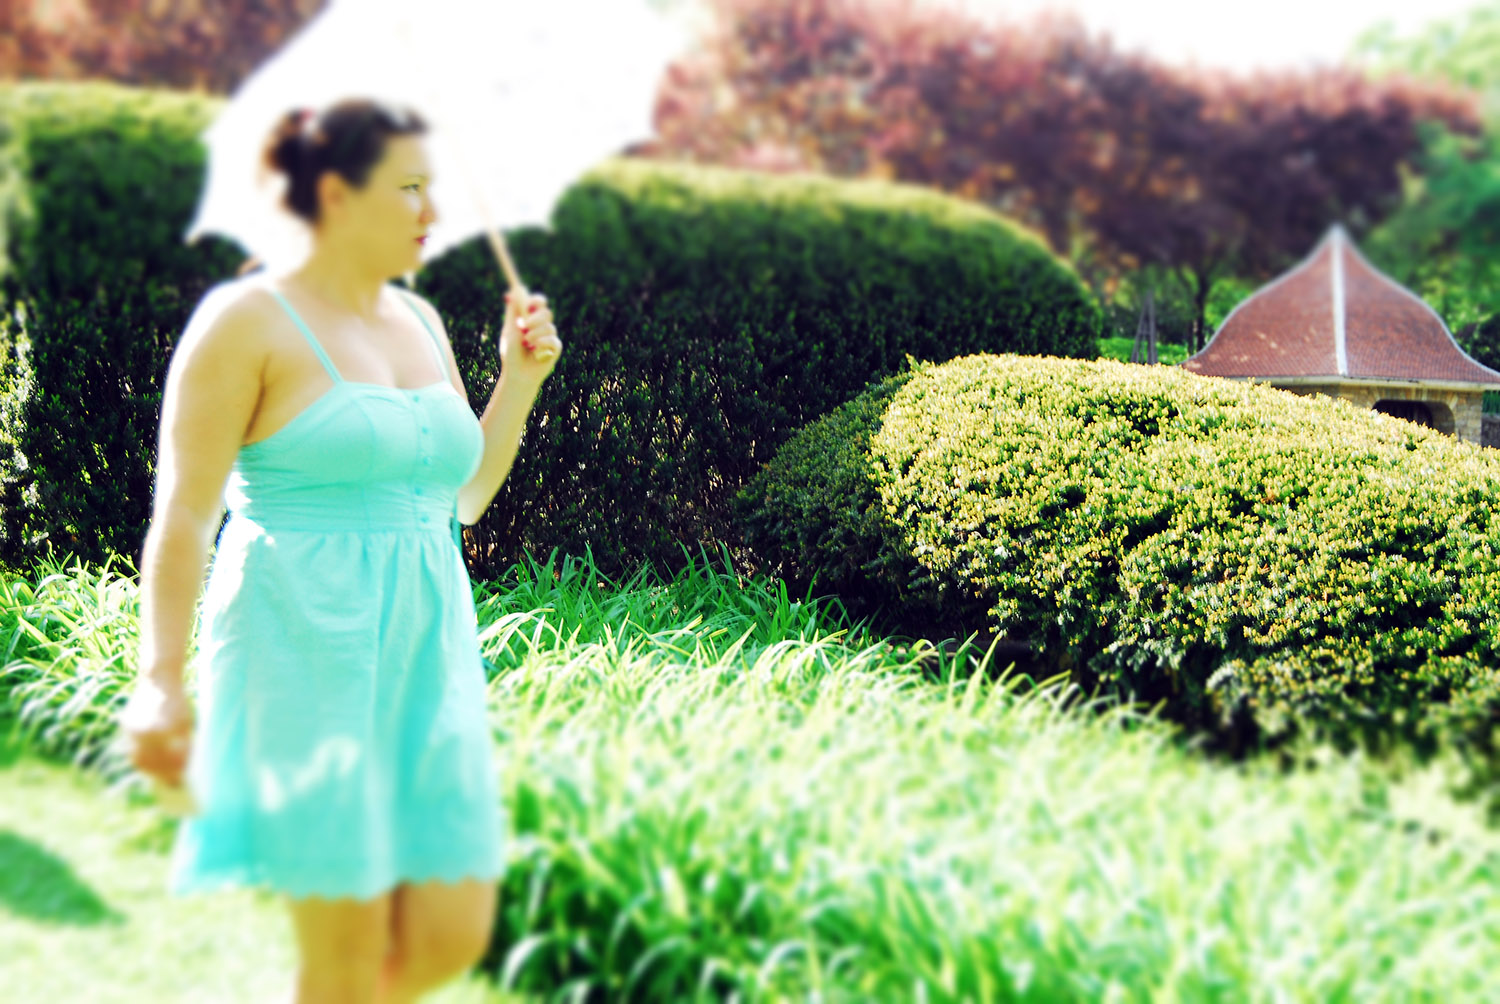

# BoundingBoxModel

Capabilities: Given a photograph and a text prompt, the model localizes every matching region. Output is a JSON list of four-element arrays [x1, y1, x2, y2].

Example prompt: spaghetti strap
[[396, 289, 451, 376], [266, 288, 344, 383]]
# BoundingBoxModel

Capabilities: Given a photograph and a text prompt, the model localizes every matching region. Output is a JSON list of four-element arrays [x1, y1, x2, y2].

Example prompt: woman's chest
[[240, 384, 484, 489]]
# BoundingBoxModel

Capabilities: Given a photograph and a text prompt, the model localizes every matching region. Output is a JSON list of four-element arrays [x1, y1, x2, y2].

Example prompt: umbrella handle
[[482, 221, 524, 296], [470, 179, 558, 366], [489, 224, 558, 366]]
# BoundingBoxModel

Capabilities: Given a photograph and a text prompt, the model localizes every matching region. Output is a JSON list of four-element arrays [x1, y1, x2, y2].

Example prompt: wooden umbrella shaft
[[485, 224, 524, 295], [445, 130, 559, 363], [479, 203, 557, 364]]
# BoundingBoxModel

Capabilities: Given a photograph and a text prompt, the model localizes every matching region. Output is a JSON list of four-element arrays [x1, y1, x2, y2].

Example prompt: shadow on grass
[[0, 721, 125, 926], [0, 829, 124, 926]]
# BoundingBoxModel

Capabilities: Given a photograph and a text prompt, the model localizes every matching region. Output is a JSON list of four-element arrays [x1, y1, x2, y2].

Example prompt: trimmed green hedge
[[0, 83, 241, 569], [413, 157, 1100, 578], [739, 353, 1500, 762], [0, 81, 1099, 579]]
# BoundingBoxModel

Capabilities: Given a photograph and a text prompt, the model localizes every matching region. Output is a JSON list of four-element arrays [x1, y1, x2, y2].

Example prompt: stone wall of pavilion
[[1272, 382, 1485, 444]]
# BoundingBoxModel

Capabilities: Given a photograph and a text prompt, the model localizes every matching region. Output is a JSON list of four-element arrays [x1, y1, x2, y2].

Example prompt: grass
[[477, 564, 1500, 1000], [0, 553, 144, 777], [2, 550, 1499, 1001], [1096, 335, 1190, 366]]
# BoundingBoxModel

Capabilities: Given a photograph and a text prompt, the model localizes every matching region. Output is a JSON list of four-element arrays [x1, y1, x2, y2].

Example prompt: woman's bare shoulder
[[158, 277, 290, 404], [189, 274, 284, 337], [171, 274, 290, 371]]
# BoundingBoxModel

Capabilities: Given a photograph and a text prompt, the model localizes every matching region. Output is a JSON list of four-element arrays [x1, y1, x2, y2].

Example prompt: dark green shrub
[[740, 353, 1500, 760], [0, 83, 240, 571], [0, 81, 1100, 579], [414, 156, 1100, 578]]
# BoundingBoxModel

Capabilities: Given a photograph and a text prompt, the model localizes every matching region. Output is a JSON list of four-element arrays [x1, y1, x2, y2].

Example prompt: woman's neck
[[287, 247, 388, 323]]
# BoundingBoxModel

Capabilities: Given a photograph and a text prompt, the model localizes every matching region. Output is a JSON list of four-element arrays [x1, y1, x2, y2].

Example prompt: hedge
[[739, 353, 1500, 763], [0, 83, 241, 570], [0, 81, 1099, 580]]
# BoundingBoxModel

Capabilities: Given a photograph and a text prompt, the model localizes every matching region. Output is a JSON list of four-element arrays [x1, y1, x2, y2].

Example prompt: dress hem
[[169, 862, 507, 903]]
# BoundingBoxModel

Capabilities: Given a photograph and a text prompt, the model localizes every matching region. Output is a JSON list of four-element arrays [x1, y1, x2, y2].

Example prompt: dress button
[[414, 487, 424, 496], [421, 426, 429, 434], [422, 457, 432, 466]]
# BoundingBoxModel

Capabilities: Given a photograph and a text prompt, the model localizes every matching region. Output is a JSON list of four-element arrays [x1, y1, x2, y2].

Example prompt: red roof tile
[[1182, 226, 1500, 387]]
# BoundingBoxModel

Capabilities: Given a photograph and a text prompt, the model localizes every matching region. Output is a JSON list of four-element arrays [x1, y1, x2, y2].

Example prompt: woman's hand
[[499, 290, 562, 387], [117, 674, 196, 793]]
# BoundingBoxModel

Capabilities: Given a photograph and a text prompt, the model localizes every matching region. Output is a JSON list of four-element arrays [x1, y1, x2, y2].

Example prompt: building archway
[[1373, 399, 1455, 435]]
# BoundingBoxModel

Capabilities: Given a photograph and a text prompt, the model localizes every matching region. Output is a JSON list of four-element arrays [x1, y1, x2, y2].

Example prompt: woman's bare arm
[[136, 284, 266, 687], [121, 281, 267, 788]]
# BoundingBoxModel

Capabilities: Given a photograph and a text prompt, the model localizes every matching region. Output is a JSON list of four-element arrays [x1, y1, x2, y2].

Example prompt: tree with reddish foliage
[[0, 0, 323, 93], [649, 0, 1478, 349]]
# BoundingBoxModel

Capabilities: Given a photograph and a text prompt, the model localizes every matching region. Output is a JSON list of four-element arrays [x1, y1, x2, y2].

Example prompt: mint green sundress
[[168, 284, 505, 901]]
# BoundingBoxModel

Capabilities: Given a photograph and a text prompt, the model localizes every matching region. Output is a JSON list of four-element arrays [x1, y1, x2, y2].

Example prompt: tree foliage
[[0, 0, 323, 92], [1356, 2, 1500, 113], [1357, 3, 1500, 371], [649, 0, 1479, 348]]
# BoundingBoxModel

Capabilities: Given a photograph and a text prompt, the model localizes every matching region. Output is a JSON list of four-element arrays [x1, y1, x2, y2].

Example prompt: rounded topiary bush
[[739, 353, 1500, 760]]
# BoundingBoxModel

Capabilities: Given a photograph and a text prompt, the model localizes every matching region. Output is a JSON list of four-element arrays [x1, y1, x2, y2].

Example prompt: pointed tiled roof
[[1183, 226, 1500, 387]]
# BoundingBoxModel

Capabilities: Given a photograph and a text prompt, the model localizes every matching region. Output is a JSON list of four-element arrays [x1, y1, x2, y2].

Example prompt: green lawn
[[1097, 335, 1190, 366]]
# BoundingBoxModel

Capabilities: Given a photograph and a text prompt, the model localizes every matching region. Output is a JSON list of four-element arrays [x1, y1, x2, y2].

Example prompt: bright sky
[[957, 0, 1479, 74]]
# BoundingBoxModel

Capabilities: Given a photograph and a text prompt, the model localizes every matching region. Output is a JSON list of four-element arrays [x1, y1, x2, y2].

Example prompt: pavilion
[[1182, 225, 1500, 443]]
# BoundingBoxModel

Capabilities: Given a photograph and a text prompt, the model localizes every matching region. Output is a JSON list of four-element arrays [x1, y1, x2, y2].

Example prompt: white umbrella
[[186, 0, 688, 358]]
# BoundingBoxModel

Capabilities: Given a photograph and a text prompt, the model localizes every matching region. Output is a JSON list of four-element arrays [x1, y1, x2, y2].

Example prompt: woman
[[117, 99, 562, 1003]]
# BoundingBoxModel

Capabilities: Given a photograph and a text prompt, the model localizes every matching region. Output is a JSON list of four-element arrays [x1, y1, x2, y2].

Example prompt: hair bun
[[263, 108, 308, 180]]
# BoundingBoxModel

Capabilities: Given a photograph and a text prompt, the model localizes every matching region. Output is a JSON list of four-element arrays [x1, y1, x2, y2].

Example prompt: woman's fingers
[[126, 729, 191, 786], [521, 324, 560, 348], [118, 682, 194, 788], [508, 292, 553, 348], [517, 318, 557, 353], [521, 325, 558, 349], [505, 291, 548, 318], [504, 290, 560, 364], [531, 332, 564, 362], [516, 306, 554, 333]]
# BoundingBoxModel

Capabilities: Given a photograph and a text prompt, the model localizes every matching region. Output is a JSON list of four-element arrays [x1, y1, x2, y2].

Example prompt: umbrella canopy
[[186, 0, 687, 279]]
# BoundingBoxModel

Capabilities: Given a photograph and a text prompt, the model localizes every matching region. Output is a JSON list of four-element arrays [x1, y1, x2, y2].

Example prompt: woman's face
[[320, 133, 437, 275]]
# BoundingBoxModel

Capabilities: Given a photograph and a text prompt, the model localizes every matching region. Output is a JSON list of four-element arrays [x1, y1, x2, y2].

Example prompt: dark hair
[[261, 99, 428, 223]]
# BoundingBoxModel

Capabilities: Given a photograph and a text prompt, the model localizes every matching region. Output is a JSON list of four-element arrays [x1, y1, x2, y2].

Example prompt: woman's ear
[[315, 170, 348, 222]]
